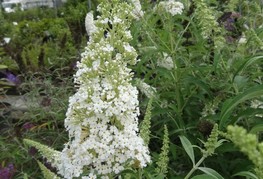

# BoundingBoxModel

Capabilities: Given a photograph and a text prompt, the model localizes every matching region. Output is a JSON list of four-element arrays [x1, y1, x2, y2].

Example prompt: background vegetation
[[0, 0, 262, 178]]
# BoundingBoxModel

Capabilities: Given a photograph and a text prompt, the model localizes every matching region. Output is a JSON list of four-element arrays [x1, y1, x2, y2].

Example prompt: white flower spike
[[57, 1, 150, 178]]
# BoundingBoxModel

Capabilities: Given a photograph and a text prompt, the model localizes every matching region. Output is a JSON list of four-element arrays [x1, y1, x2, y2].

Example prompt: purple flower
[[219, 12, 241, 32], [0, 163, 15, 179], [22, 122, 35, 130], [5, 72, 20, 86], [28, 147, 38, 156]]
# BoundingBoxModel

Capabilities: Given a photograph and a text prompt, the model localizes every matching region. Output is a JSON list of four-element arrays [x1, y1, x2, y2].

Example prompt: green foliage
[[225, 0, 239, 11], [59, 0, 89, 48], [233, 171, 258, 179], [0, 12, 13, 39], [197, 167, 224, 179], [0, 5, 86, 73], [179, 135, 195, 165], [0, 2, 79, 178], [182, 124, 225, 179], [0, 71, 73, 178], [3, 7, 57, 22], [14, 18, 76, 71], [129, 0, 263, 177], [219, 85, 263, 129]]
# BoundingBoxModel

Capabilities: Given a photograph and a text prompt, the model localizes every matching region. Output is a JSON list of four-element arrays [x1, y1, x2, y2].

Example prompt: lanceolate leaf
[[233, 56, 263, 81], [198, 167, 224, 179], [179, 135, 195, 165], [232, 171, 258, 179], [219, 85, 263, 129], [250, 124, 263, 134], [184, 75, 212, 98], [191, 174, 216, 179]]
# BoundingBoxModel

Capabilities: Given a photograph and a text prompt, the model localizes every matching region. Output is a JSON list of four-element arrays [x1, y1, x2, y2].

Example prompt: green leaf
[[217, 142, 238, 153], [170, 143, 177, 160], [233, 56, 263, 81], [219, 85, 263, 129], [0, 65, 8, 69], [179, 135, 195, 165], [250, 124, 263, 134], [143, 171, 156, 179], [23, 173, 28, 179], [198, 167, 224, 179], [230, 108, 262, 124], [232, 171, 258, 179], [184, 75, 212, 98], [233, 75, 248, 90], [118, 168, 137, 178], [191, 174, 216, 179], [155, 173, 165, 179]]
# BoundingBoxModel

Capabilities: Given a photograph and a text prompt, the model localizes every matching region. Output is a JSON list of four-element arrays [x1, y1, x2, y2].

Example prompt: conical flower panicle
[[23, 139, 61, 169], [37, 160, 61, 179], [57, 0, 150, 178], [155, 125, 169, 176], [203, 124, 219, 156], [140, 98, 153, 146], [194, 0, 225, 48]]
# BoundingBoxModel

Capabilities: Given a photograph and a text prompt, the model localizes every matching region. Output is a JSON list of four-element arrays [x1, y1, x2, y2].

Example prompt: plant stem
[[141, 13, 171, 52], [184, 155, 207, 179], [138, 168, 143, 179], [175, 79, 183, 128], [171, 70, 184, 129]]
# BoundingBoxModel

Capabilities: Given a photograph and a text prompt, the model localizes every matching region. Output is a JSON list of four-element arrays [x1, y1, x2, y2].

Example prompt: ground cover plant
[[0, 0, 263, 178]]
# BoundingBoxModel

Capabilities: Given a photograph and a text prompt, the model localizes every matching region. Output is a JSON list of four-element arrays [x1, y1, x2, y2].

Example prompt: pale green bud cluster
[[246, 29, 263, 50], [140, 98, 153, 146], [194, 0, 219, 38], [203, 124, 219, 156], [155, 125, 170, 176], [193, 0, 224, 48], [227, 125, 263, 178]]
